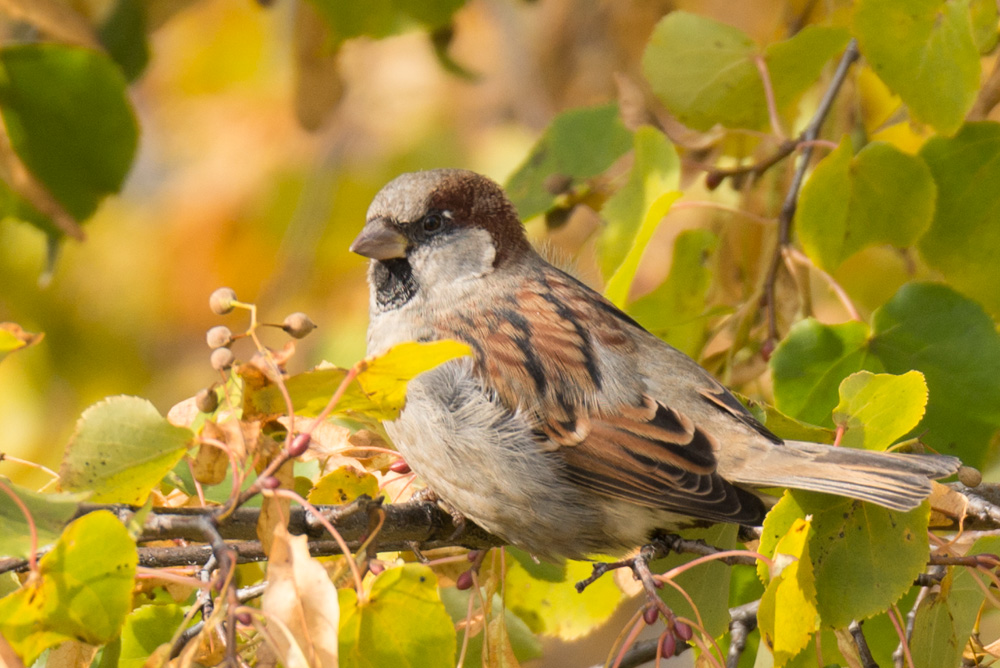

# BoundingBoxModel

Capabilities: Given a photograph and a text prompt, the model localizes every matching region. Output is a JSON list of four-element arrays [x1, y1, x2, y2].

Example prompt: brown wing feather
[[558, 398, 766, 524], [438, 263, 766, 525]]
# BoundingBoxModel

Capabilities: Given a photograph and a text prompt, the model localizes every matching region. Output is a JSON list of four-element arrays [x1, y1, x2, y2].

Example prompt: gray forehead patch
[[366, 169, 475, 223]]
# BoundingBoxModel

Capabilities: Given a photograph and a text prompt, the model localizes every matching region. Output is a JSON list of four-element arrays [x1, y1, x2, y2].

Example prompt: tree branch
[[762, 38, 859, 342]]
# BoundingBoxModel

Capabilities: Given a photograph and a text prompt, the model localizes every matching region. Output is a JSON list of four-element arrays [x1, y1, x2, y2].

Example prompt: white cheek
[[410, 228, 496, 289]]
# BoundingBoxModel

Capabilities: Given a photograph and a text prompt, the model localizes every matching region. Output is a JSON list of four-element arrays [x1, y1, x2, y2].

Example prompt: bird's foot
[[409, 487, 468, 538]]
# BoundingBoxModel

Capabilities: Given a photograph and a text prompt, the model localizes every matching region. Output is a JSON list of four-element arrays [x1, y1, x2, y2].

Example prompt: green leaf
[[853, 0, 980, 134], [119, 604, 187, 668], [908, 536, 1000, 668], [308, 466, 380, 505], [0, 180, 54, 235], [339, 564, 456, 668], [642, 13, 849, 131], [0, 511, 137, 665], [833, 371, 928, 451], [0, 44, 138, 223], [757, 518, 818, 667], [918, 123, 1000, 317], [627, 228, 718, 357], [0, 478, 84, 559], [796, 139, 936, 272], [771, 320, 881, 427], [760, 491, 929, 629], [98, 0, 150, 81], [652, 524, 738, 639], [505, 104, 632, 220], [871, 282, 1000, 466], [970, 0, 999, 52], [59, 396, 193, 505], [267, 340, 472, 420], [505, 555, 623, 640], [440, 589, 542, 668], [740, 396, 836, 444], [600, 127, 681, 303]]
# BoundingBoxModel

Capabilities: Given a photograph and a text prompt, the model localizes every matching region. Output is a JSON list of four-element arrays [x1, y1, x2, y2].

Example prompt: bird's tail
[[732, 441, 961, 511]]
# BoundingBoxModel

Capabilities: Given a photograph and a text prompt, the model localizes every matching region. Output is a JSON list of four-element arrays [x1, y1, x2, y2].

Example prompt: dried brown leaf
[[262, 524, 340, 667]]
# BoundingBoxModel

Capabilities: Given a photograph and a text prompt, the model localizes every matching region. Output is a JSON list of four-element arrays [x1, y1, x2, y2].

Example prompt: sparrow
[[350, 168, 960, 560]]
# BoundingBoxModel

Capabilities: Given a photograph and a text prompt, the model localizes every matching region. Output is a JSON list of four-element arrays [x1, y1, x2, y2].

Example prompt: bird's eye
[[422, 213, 443, 234]]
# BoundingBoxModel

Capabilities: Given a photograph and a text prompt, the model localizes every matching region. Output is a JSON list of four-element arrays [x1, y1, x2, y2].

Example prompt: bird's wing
[[437, 262, 768, 524]]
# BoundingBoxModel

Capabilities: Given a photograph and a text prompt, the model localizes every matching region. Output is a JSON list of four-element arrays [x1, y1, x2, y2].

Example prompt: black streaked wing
[[554, 395, 767, 525]]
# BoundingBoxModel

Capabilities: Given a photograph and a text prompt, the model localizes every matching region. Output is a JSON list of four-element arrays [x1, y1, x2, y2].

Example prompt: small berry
[[959, 465, 982, 487], [287, 433, 311, 457], [206, 325, 233, 350], [259, 475, 281, 490], [674, 621, 693, 641], [760, 338, 776, 362], [236, 612, 252, 626], [389, 459, 411, 474], [456, 571, 474, 590], [195, 388, 219, 413], [643, 605, 659, 625], [466, 550, 481, 562], [210, 347, 235, 371], [659, 633, 676, 659], [368, 561, 385, 576], [282, 312, 316, 339], [209, 288, 238, 315]]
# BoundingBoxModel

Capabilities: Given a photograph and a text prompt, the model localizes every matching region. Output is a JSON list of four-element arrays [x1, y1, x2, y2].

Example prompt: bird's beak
[[350, 218, 407, 260]]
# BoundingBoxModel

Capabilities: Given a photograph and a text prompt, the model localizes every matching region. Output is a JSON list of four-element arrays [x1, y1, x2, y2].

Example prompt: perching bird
[[351, 168, 959, 560]]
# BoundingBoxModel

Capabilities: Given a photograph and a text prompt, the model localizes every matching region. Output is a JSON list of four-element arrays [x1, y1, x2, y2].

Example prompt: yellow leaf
[[758, 518, 819, 667]]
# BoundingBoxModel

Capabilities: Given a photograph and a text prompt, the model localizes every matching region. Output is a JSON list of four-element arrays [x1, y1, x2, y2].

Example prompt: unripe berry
[[209, 288, 238, 315], [195, 388, 219, 413], [456, 571, 474, 590], [259, 475, 281, 490], [659, 633, 676, 658], [959, 465, 982, 487], [206, 325, 233, 350], [389, 459, 411, 474], [287, 433, 311, 457], [674, 621, 693, 641], [210, 347, 235, 371], [643, 605, 659, 625], [282, 312, 316, 339]]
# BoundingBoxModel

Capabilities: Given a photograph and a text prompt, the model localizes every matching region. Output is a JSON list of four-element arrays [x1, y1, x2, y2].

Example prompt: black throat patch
[[372, 258, 418, 311]]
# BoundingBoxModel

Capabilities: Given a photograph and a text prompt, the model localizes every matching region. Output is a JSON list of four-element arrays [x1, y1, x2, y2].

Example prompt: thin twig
[[762, 38, 860, 342], [849, 620, 878, 668], [727, 600, 760, 668]]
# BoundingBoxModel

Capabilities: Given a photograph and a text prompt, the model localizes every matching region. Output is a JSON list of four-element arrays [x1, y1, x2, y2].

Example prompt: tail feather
[[731, 441, 961, 511]]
